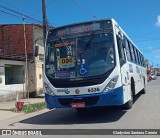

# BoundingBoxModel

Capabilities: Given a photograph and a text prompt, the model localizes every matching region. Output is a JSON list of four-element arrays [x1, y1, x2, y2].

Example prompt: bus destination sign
[[57, 23, 101, 37]]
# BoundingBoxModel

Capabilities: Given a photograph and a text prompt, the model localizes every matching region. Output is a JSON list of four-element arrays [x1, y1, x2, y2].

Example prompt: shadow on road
[[19, 93, 144, 125], [134, 92, 142, 103], [20, 106, 127, 125]]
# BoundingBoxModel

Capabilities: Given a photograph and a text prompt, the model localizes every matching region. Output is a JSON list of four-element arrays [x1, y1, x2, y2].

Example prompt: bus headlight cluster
[[44, 83, 55, 95], [103, 75, 119, 92]]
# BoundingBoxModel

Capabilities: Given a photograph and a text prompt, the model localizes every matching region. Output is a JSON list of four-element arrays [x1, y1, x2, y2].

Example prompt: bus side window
[[129, 43, 135, 63], [116, 35, 126, 66], [142, 56, 145, 67], [124, 38, 131, 62], [135, 49, 140, 65], [139, 53, 143, 66]]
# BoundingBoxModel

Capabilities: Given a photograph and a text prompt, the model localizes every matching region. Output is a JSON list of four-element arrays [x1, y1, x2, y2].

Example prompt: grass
[[10, 102, 46, 113]]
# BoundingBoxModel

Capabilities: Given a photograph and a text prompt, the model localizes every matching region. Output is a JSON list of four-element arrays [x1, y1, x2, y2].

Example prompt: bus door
[[115, 28, 131, 103]]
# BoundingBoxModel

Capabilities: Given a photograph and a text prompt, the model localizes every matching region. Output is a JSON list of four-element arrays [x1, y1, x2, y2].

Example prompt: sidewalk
[[0, 94, 45, 122]]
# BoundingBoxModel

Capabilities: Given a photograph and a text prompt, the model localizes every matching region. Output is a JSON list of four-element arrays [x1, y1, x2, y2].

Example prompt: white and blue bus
[[44, 19, 147, 111]]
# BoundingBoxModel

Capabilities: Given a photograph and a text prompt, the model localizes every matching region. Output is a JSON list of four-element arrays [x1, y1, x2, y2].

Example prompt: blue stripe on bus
[[45, 86, 124, 109]]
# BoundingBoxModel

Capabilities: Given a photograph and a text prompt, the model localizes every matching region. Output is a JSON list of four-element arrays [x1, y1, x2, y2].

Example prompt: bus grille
[[58, 96, 99, 107]]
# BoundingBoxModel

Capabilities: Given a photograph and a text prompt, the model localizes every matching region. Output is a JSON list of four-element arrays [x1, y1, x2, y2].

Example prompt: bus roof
[[49, 18, 113, 31]]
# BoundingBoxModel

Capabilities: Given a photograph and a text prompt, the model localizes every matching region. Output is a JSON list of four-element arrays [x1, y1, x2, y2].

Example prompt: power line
[[0, 5, 42, 23], [72, 0, 97, 19], [0, 9, 22, 19], [42, 0, 47, 44], [30, 0, 55, 16], [0, 5, 42, 24]]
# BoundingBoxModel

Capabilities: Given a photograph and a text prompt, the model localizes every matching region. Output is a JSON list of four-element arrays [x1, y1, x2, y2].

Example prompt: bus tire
[[123, 85, 134, 110], [123, 96, 133, 109], [141, 80, 146, 94]]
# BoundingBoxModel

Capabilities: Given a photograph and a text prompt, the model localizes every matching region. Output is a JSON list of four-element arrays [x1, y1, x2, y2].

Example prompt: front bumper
[[45, 86, 124, 109]]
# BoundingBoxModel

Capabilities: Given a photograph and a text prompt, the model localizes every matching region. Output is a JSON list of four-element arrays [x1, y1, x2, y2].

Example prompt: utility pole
[[23, 17, 29, 98], [152, 62, 153, 69], [42, 0, 47, 47]]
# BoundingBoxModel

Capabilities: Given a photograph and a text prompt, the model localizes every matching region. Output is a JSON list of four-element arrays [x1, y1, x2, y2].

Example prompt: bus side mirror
[[35, 46, 39, 57]]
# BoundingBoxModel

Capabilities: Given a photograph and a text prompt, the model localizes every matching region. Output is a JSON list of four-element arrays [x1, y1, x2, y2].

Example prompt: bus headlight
[[44, 83, 55, 95], [103, 75, 119, 92]]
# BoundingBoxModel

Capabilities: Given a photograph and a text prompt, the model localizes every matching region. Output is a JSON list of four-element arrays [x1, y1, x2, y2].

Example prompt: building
[[0, 24, 44, 102]]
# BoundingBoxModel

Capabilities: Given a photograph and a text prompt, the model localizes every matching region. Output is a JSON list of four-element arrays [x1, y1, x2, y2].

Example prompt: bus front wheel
[[141, 80, 146, 94], [123, 86, 134, 110]]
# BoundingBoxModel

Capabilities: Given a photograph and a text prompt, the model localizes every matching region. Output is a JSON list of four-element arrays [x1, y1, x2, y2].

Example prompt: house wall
[[0, 24, 44, 101], [27, 62, 36, 95], [0, 25, 33, 55], [0, 59, 27, 102]]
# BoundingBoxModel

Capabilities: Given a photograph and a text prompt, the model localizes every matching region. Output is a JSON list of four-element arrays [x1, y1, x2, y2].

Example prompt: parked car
[[150, 73, 157, 80], [157, 72, 160, 76], [147, 74, 152, 82]]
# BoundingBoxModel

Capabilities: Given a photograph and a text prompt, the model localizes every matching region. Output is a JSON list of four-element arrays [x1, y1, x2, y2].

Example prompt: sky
[[0, 0, 160, 68]]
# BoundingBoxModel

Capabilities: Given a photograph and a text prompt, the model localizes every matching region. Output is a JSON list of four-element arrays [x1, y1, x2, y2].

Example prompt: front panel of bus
[[44, 19, 124, 109]]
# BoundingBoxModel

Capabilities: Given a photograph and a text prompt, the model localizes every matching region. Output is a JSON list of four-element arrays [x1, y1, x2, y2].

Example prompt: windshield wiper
[[79, 32, 95, 61], [57, 37, 72, 56]]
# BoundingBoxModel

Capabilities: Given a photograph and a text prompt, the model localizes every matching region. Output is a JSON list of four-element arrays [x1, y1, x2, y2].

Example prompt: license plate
[[71, 102, 85, 108]]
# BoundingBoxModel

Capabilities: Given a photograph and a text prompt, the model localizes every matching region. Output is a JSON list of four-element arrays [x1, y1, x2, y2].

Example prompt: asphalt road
[[2, 76, 160, 136]]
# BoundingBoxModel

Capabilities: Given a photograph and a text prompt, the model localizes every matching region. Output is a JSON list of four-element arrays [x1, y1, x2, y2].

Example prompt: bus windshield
[[45, 32, 115, 79]]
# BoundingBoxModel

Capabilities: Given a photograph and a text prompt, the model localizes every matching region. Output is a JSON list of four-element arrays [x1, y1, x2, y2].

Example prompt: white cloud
[[155, 15, 160, 27], [148, 46, 153, 50], [152, 49, 160, 53], [155, 55, 160, 59], [148, 47, 160, 53]]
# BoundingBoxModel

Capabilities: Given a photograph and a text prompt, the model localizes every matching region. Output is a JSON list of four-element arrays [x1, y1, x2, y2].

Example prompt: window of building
[[5, 65, 25, 85]]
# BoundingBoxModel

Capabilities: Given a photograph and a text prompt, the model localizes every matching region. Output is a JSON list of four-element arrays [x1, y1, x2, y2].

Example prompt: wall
[[27, 61, 36, 96], [0, 24, 33, 56], [0, 59, 27, 102], [0, 24, 44, 101]]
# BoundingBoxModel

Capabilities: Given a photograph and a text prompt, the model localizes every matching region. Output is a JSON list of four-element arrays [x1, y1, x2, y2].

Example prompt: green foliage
[[10, 102, 46, 113]]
